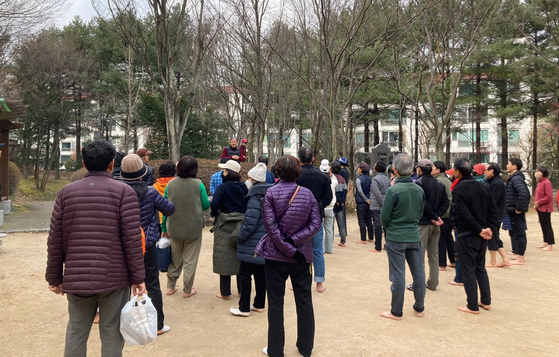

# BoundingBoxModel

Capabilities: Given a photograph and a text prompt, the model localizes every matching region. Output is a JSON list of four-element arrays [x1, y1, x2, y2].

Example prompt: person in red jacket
[[46, 140, 146, 357], [534, 165, 555, 251], [239, 138, 248, 162]]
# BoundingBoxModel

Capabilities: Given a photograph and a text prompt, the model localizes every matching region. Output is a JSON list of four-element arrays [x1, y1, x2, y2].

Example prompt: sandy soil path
[[0, 213, 557, 357]]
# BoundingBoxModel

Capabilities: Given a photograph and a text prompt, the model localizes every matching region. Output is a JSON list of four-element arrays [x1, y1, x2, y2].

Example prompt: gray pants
[[65, 287, 130, 357], [419, 224, 440, 290], [323, 208, 335, 254], [167, 237, 202, 293]]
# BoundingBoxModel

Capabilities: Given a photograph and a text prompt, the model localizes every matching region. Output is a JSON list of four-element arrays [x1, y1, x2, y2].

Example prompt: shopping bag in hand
[[120, 295, 157, 346]]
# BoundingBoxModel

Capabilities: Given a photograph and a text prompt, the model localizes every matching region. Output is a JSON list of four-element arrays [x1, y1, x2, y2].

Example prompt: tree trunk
[[414, 109, 419, 163], [372, 103, 379, 146], [475, 68, 482, 163], [499, 79, 508, 167], [532, 95, 538, 195], [364, 117, 370, 153]]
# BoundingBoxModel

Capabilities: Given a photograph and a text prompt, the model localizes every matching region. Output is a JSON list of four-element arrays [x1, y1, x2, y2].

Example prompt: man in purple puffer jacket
[[255, 155, 321, 357]]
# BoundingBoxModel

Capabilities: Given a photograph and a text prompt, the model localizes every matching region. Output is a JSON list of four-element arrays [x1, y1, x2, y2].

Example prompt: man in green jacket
[[380, 154, 426, 320]]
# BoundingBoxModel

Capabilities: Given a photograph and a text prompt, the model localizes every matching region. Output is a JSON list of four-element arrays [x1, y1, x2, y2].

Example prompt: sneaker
[[157, 325, 171, 335], [263, 346, 268, 355], [406, 284, 413, 291], [250, 305, 265, 313], [230, 307, 249, 317]]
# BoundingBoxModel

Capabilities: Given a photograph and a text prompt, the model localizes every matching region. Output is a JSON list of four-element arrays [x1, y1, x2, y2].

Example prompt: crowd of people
[[45, 139, 557, 357]]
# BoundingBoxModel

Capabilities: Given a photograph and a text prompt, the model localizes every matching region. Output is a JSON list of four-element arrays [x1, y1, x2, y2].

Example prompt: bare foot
[[478, 302, 490, 310], [183, 288, 197, 298], [355, 241, 367, 244], [506, 251, 516, 255], [536, 243, 548, 249], [541, 246, 553, 251], [485, 263, 498, 268], [448, 263, 455, 268], [415, 311, 425, 317], [448, 281, 464, 286], [439, 266, 447, 271], [510, 259, 525, 265], [338, 243, 346, 247], [379, 311, 402, 320], [497, 261, 511, 267], [166, 288, 178, 296], [216, 294, 231, 300], [458, 306, 480, 314], [316, 283, 325, 293], [93, 312, 100, 324], [367, 239, 374, 243], [369, 249, 382, 253]]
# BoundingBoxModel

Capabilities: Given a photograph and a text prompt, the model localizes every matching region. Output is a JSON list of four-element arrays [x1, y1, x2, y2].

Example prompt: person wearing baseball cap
[[407, 158, 448, 292], [210, 159, 248, 300], [473, 163, 489, 187], [136, 148, 155, 185]]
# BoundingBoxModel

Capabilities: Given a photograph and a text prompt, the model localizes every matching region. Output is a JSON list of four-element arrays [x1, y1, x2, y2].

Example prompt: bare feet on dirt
[[166, 288, 178, 296], [458, 306, 480, 314], [537, 243, 548, 249], [540, 246, 553, 251], [497, 261, 511, 267], [379, 311, 402, 320], [439, 266, 447, 271], [338, 243, 346, 247], [316, 283, 325, 293], [415, 311, 425, 317], [355, 241, 367, 244], [183, 288, 197, 298], [448, 281, 464, 286], [478, 302, 490, 311], [509, 258, 525, 265], [485, 263, 498, 268], [216, 294, 231, 300], [369, 249, 382, 253]]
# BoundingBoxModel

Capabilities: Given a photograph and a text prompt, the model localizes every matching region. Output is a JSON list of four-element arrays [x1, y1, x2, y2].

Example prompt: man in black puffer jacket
[[505, 158, 530, 265]]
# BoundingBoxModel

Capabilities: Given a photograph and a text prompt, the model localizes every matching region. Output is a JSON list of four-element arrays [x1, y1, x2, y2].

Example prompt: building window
[[382, 132, 399, 145], [457, 130, 488, 147], [61, 142, 71, 151], [497, 129, 520, 146], [467, 106, 488, 122], [356, 133, 364, 144]]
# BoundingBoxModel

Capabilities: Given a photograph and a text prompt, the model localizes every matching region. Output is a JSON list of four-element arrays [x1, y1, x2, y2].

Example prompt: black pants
[[537, 211, 555, 245], [238, 261, 266, 312], [457, 234, 491, 311], [144, 244, 164, 330], [488, 222, 504, 251], [438, 218, 455, 266], [265, 260, 314, 357], [220, 275, 240, 296], [356, 202, 373, 241], [509, 212, 527, 255]]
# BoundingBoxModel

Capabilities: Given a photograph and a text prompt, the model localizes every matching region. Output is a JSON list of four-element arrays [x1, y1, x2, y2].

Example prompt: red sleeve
[[221, 148, 228, 159]]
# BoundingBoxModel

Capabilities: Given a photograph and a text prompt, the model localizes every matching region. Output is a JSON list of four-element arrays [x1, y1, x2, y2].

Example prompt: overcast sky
[[62, 0, 97, 26]]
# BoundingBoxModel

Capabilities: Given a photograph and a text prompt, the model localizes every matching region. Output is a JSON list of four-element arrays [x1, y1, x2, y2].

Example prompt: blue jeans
[[385, 240, 425, 317], [334, 208, 347, 244], [311, 224, 325, 283]]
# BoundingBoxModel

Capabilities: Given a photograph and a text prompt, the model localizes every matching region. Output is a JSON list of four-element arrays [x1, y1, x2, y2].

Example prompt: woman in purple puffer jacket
[[255, 155, 321, 357]]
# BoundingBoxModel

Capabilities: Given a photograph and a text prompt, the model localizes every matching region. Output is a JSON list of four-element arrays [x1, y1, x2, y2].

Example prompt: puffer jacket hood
[[255, 181, 321, 263], [237, 183, 273, 264], [124, 181, 176, 247]]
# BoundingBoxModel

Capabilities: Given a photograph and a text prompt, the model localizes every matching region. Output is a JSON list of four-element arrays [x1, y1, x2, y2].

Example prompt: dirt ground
[[0, 213, 558, 357]]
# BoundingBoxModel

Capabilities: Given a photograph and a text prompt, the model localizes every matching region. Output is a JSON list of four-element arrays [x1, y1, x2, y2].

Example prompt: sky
[[61, 0, 97, 26]]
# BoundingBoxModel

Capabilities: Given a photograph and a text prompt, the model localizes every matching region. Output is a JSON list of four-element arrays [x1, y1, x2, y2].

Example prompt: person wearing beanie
[[258, 156, 275, 184], [211, 159, 248, 299], [355, 162, 373, 244], [231, 163, 273, 317], [136, 148, 155, 185], [121, 154, 176, 334]]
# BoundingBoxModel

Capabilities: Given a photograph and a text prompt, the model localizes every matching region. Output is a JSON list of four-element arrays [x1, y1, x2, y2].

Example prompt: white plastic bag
[[157, 237, 170, 249], [120, 295, 157, 346]]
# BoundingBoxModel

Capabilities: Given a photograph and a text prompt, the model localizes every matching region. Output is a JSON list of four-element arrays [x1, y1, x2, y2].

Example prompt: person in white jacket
[[320, 159, 338, 254]]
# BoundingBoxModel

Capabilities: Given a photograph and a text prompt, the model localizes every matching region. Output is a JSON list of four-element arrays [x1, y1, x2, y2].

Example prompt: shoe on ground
[[251, 305, 265, 312], [263, 346, 268, 355], [230, 307, 249, 317], [157, 325, 171, 335], [406, 284, 413, 291]]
